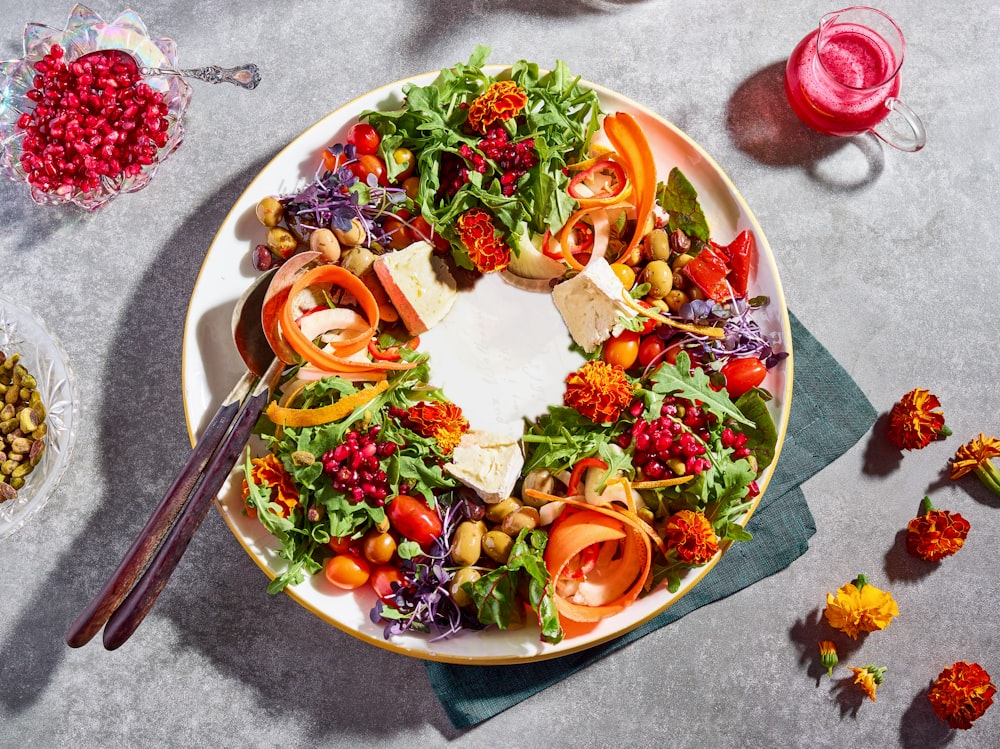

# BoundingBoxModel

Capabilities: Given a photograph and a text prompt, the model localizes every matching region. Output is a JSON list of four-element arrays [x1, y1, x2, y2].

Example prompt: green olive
[[672, 252, 695, 272], [450, 520, 486, 566], [255, 196, 283, 227], [500, 507, 540, 536], [339, 246, 377, 276], [484, 497, 521, 524], [333, 218, 366, 247], [646, 228, 671, 262], [265, 226, 297, 258], [643, 260, 674, 299], [450, 567, 481, 607], [664, 289, 689, 313], [482, 530, 514, 564]]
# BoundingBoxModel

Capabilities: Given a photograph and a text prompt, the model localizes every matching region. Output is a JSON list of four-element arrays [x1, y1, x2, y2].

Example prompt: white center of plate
[[418, 273, 582, 438]]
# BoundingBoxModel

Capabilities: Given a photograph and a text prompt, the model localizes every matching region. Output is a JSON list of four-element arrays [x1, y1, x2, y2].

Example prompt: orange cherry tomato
[[362, 529, 397, 565], [602, 330, 640, 369], [411, 215, 450, 252], [383, 212, 413, 250], [610, 262, 636, 291], [369, 564, 404, 602], [324, 554, 371, 590]]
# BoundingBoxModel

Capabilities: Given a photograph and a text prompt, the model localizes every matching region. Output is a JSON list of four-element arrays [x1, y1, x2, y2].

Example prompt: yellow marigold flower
[[928, 661, 997, 730], [563, 360, 635, 424], [849, 664, 887, 702], [886, 388, 950, 450], [467, 80, 528, 134], [905, 496, 971, 561], [819, 640, 839, 677], [823, 574, 899, 639], [242, 453, 299, 518], [399, 400, 469, 455], [662, 509, 719, 565], [950, 433, 1000, 497]]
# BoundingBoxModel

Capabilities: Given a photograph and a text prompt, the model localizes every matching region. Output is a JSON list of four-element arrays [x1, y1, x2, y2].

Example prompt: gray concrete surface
[[2, 1, 998, 747]]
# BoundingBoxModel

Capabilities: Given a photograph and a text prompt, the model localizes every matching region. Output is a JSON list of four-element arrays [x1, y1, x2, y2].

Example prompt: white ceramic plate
[[182, 67, 793, 664]]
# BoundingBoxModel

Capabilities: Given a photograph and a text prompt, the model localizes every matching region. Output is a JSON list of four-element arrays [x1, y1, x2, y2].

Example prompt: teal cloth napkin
[[425, 311, 877, 729]]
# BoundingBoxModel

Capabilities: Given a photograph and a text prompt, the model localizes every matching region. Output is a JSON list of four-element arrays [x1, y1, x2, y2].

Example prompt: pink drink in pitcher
[[784, 7, 925, 149]]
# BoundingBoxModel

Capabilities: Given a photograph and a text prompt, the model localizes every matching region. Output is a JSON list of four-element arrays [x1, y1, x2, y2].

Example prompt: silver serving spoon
[[77, 48, 261, 90], [66, 270, 279, 649]]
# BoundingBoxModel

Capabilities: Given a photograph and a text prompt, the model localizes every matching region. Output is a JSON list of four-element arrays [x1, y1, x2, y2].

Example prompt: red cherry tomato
[[346, 122, 380, 155], [324, 554, 371, 590], [411, 215, 450, 252], [348, 154, 388, 186], [637, 335, 666, 367], [602, 330, 640, 369], [385, 494, 443, 549], [369, 564, 403, 602], [328, 535, 354, 554], [721, 357, 767, 398]]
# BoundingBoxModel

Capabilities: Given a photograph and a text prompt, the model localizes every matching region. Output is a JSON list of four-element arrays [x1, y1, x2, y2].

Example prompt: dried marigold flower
[[886, 388, 950, 450], [467, 80, 528, 134], [849, 664, 887, 702], [905, 496, 971, 561], [928, 661, 997, 730], [950, 433, 1000, 497], [563, 359, 634, 424], [819, 640, 839, 677], [398, 400, 469, 455], [455, 207, 511, 273], [823, 574, 899, 639], [242, 453, 300, 518], [662, 509, 719, 566]]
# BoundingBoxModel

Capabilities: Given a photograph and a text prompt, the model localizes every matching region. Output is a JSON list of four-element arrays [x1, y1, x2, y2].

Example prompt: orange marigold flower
[[662, 509, 719, 565], [823, 574, 899, 639], [819, 640, 839, 677], [455, 207, 511, 273], [400, 400, 469, 455], [849, 664, 887, 702], [467, 80, 528, 134], [905, 496, 971, 561], [928, 661, 997, 730], [886, 388, 950, 450], [950, 433, 1000, 497], [242, 453, 299, 518], [563, 360, 634, 424]]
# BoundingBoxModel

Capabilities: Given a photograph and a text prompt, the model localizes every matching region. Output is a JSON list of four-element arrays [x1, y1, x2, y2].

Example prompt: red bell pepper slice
[[567, 457, 609, 496]]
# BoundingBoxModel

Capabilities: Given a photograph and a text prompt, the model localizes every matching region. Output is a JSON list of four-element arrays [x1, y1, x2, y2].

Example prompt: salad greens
[[362, 45, 601, 268]]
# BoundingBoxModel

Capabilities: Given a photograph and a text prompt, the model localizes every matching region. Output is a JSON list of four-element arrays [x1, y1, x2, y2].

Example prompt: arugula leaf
[[649, 352, 751, 426], [655, 167, 710, 241]]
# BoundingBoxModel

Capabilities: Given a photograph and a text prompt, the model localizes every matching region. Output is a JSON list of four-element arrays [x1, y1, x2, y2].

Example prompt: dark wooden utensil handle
[[101, 372, 275, 650], [64, 373, 252, 648]]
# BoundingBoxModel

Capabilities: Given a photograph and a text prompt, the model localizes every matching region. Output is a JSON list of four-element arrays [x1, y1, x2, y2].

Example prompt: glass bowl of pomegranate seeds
[[0, 4, 192, 210], [0, 296, 78, 540]]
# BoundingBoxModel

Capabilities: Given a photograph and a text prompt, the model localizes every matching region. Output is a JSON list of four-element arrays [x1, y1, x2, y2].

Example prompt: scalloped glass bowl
[[0, 297, 78, 540], [0, 3, 192, 210]]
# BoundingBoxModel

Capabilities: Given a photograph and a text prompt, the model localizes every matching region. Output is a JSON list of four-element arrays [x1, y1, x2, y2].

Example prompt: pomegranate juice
[[785, 22, 900, 136]]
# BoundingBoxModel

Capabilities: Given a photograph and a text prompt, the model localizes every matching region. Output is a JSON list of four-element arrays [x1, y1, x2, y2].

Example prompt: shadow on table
[[899, 684, 955, 749], [726, 61, 885, 191], [0, 162, 459, 743]]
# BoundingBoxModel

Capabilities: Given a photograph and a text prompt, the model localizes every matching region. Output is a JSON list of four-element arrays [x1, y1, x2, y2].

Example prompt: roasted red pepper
[[682, 244, 731, 301], [682, 229, 756, 301]]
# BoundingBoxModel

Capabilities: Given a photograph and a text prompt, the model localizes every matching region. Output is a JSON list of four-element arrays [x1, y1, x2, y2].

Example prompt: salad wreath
[[242, 46, 785, 645]]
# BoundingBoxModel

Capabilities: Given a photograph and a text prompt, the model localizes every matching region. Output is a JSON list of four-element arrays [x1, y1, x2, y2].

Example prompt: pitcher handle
[[871, 98, 926, 152]]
